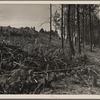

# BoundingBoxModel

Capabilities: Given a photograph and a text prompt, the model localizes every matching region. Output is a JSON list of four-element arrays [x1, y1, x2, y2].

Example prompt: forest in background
[[0, 4, 100, 94]]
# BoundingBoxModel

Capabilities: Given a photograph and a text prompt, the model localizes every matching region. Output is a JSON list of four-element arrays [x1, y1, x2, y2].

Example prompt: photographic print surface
[[0, 3, 100, 95]]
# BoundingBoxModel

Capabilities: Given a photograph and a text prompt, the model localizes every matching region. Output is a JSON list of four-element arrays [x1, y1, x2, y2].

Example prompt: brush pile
[[0, 42, 100, 94]]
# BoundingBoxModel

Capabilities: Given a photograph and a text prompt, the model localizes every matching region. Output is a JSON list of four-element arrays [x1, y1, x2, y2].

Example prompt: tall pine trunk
[[83, 6, 85, 47], [77, 5, 81, 54], [61, 4, 64, 52], [71, 6, 74, 44], [73, 5, 77, 45], [89, 5, 92, 52], [49, 4, 52, 42], [67, 5, 75, 56], [85, 6, 88, 45]]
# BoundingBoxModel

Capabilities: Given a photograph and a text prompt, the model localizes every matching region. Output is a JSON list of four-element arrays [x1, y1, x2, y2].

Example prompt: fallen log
[[33, 68, 73, 74], [14, 61, 76, 74]]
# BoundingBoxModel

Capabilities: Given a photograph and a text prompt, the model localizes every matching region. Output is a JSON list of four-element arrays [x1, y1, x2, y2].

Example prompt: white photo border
[[0, 0, 99, 99]]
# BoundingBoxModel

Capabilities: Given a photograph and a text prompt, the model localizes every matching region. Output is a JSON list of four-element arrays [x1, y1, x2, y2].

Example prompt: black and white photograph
[[0, 1, 100, 95]]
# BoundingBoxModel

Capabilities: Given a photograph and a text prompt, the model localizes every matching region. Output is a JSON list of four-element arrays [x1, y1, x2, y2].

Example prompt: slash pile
[[0, 42, 100, 94]]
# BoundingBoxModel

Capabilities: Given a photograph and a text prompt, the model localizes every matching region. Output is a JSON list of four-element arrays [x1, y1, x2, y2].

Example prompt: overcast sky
[[0, 4, 56, 31], [0, 4, 99, 31]]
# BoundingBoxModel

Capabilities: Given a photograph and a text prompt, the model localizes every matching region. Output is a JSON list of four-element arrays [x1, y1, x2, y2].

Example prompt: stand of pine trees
[[52, 4, 100, 56]]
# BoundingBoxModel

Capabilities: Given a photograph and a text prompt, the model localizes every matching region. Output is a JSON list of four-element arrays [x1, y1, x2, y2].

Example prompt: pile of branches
[[0, 42, 99, 94], [0, 42, 71, 94]]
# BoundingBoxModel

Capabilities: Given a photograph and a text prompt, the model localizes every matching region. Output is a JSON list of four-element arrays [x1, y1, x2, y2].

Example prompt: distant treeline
[[39, 28, 58, 37], [0, 26, 59, 38]]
